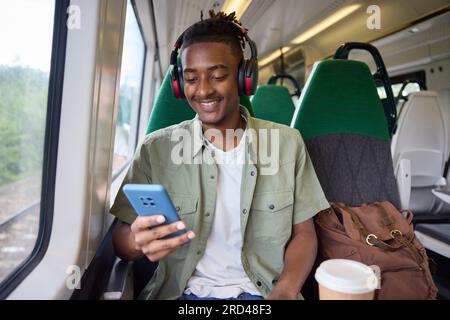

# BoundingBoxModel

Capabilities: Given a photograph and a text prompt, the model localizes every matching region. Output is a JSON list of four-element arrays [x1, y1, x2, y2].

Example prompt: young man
[[111, 11, 329, 300]]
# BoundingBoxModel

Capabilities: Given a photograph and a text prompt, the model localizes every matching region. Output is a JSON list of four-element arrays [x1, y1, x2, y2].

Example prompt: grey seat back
[[305, 135, 400, 207], [391, 91, 448, 215]]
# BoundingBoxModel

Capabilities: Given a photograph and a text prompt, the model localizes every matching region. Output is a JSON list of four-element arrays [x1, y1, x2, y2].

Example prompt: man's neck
[[203, 107, 246, 151]]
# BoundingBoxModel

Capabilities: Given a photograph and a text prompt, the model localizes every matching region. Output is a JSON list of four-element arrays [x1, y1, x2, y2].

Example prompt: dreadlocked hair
[[181, 10, 245, 60]]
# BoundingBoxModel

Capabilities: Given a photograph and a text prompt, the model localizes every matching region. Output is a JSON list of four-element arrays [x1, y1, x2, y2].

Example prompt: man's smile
[[194, 98, 223, 111]]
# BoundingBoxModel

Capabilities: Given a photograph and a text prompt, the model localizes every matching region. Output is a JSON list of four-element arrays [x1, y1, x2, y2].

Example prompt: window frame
[[111, 0, 147, 181], [0, 0, 69, 299], [390, 70, 427, 90]]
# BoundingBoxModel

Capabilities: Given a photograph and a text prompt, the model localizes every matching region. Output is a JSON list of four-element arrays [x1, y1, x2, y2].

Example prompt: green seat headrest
[[291, 60, 389, 141], [251, 85, 295, 126]]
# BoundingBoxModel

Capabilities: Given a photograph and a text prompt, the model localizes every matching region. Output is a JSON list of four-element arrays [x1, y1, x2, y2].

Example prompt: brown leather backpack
[[314, 202, 438, 300]]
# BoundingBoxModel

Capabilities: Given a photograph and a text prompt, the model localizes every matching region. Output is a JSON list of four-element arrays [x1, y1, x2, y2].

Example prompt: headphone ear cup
[[239, 59, 258, 96], [237, 58, 246, 96], [171, 65, 185, 99], [247, 58, 259, 96], [176, 65, 185, 99]]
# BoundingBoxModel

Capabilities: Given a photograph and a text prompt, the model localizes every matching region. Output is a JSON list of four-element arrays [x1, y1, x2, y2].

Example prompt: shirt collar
[[192, 105, 257, 160]]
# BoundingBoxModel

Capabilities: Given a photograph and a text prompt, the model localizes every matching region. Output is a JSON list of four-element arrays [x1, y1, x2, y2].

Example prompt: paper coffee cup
[[315, 259, 377, 300]]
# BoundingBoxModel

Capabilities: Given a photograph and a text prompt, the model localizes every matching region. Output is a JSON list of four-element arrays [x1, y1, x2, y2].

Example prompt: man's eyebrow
[[183, 64, 229, 73], [207, 64, 228, 71]]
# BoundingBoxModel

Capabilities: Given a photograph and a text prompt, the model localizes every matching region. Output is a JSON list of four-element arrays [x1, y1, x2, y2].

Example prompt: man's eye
[[212, 75, 227, 81], [185, 78, 197, 83]]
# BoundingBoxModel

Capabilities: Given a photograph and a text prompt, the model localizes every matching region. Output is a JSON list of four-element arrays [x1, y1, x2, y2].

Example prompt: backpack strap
[[372, 203, 424, 264], [332, 203, 400, 251]]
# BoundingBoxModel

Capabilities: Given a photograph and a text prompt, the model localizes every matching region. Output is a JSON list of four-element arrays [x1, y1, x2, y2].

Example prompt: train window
[[377, 82, 421, 100], [393, 82, 421, 98], [112, 0, 146, 176], [0, 0, 55, 285]]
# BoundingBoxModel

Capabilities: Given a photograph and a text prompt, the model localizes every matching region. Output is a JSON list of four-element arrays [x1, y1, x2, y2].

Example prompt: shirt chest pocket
[[248, 190, 294, 244], [167, 193, 198, 260], [169, 193, 198, 231]]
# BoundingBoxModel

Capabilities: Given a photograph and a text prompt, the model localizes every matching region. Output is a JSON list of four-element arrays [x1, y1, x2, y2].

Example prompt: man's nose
[[197, 77, 215, 97]]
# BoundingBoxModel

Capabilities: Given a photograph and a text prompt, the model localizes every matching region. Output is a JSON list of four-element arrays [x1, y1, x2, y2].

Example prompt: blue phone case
[[122, 184, 185, 238]]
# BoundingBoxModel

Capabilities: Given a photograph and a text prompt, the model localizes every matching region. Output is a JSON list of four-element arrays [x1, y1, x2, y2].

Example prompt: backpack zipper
[[382, 266, 423, 273]]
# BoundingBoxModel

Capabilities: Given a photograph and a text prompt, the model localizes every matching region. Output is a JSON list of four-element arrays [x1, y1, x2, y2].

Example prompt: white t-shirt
[[184, 129, 260, 298]]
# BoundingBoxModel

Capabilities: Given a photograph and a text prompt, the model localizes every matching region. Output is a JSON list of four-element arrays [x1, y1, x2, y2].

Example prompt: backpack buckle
[[366, 234, 378, 246]]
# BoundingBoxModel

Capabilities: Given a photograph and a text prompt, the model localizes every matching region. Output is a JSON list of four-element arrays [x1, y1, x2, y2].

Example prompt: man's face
[[181, 42, 240, 127]]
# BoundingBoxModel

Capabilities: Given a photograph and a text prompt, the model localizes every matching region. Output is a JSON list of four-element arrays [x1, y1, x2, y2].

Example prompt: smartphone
[[122, 184, 186, 238]]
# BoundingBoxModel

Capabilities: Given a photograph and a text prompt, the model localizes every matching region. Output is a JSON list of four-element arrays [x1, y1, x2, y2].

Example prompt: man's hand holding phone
[[130, 215, 195, 262]]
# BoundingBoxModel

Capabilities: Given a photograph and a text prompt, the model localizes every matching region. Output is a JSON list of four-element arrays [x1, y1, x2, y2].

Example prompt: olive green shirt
[[110, 107, 330, 300]]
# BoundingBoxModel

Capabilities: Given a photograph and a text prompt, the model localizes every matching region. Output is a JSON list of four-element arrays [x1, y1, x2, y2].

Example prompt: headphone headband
[[170, 19, 258, 99], [170, 21, 256, 65]]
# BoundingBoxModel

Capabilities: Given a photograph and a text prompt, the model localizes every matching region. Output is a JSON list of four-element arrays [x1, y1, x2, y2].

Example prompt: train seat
[[415, 223, 450, 259], [391, 91, 448, 215], [291, 59, 403, 299], [415, 221, 450, 300], [251, 84, 296, 126], [291, 59, 401, 207], [291, 59, 403, 300]]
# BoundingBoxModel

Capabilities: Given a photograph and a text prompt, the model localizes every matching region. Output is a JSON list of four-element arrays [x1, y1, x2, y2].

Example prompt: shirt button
[[250, 171, 255, 176], [176, 206, 181, 212], [242, 209, 247, 215], [256, 281, 262, 287], [205, 212, 210, 217], [197, 250, 202, 255], [210, 175, 215, 179], [269, 204, 275, 210]]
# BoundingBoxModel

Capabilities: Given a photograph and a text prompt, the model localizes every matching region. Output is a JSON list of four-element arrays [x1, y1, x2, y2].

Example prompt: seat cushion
[[415, 224, 450, 245]]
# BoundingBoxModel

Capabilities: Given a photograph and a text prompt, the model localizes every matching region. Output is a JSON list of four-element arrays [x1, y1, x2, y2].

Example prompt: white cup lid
[[315, 259, 376, 294]]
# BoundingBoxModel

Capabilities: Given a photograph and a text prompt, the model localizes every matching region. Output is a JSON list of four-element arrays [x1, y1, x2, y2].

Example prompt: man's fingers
[[131, 215, 165, 233], [149, 221, 187, 240], [142, 231, 195, 261], [131, 216, 196, 262], [145, 248, 172, 262], [134, 220, 188, 245]]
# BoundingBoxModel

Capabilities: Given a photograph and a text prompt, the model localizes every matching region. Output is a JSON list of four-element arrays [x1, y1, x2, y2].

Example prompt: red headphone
[[170, 21, 259, 99]]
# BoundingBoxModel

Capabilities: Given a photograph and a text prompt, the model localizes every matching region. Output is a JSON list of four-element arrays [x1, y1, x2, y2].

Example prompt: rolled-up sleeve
[[110, 137, 152, 225]]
